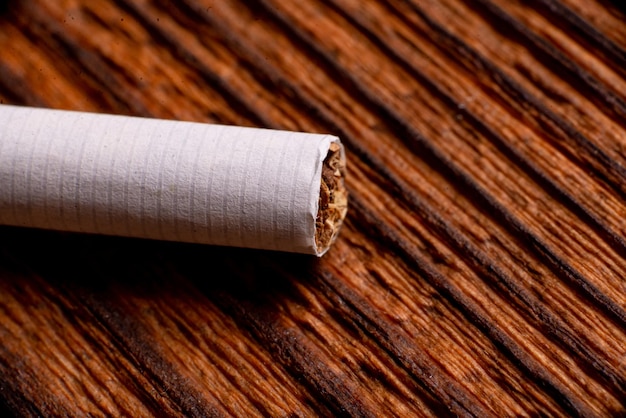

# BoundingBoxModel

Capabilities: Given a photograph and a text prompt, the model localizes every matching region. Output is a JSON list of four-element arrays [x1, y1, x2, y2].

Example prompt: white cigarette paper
[[0, 105, 347, 256]]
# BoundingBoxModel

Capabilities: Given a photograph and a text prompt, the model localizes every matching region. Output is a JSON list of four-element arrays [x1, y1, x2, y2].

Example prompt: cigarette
[[0, 105, 347, 256]]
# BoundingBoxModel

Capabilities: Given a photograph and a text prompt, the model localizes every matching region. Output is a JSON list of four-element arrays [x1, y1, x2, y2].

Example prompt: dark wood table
[[1, 0, 625, 416]]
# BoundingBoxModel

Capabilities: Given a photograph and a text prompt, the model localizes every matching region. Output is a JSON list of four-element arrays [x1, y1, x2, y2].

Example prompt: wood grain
[[0, 0, 625, 416]]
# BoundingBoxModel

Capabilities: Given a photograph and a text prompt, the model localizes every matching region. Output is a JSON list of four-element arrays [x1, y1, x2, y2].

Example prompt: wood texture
[[0, 0, 625, 416]]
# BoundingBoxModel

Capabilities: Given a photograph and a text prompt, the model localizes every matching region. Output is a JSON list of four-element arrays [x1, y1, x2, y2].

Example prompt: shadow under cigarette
[[0, 223, 322, 337], [0, 225, 320, 295]]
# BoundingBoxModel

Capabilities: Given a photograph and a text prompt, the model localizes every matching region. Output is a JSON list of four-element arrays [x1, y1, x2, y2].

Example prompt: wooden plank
[[0, 0, 624, 416]]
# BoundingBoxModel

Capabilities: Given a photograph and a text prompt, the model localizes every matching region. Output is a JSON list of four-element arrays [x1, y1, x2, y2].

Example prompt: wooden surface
[[0, 0, 625, 416]]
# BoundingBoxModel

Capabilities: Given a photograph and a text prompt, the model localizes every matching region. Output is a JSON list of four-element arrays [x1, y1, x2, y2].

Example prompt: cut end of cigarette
[[315, 141, 348, 255]]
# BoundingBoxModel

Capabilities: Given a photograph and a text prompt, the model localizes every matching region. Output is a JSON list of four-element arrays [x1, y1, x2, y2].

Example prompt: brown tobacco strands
[[316, 142, 348, 253], [0, 0, 626, 416]]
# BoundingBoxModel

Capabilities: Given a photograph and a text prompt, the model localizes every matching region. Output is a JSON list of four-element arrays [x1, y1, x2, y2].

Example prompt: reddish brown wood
[[0, 0, 625, 416]]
